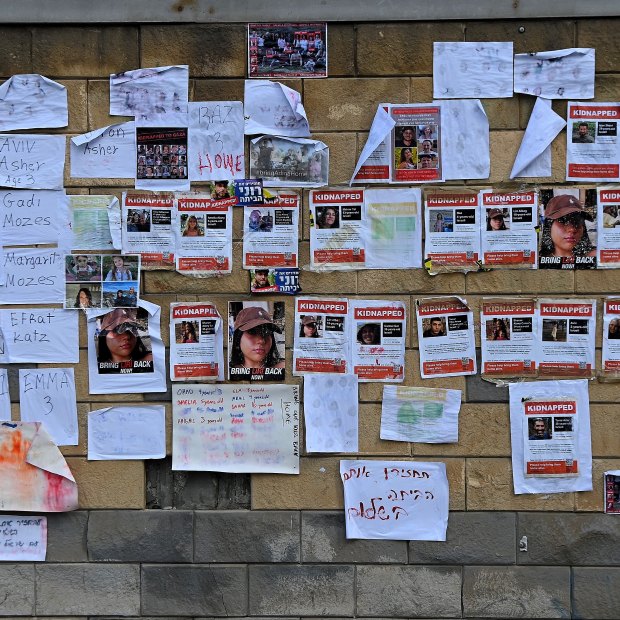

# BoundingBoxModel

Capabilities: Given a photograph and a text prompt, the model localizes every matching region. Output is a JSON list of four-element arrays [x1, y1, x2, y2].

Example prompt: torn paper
[[350, 104, 393, 184], [69, 194, 122, 251]]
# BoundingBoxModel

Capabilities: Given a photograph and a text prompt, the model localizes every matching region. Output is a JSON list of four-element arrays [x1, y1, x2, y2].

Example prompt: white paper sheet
[[0, 134, 65, 190], [19, 368, 78, 446], [0, 248, 64, 305], [303, 374, 358, 453], [88, 405, 165, 460], [188, 101, 245, 181], [0, 369, 10, 421], [437, 99, 490, 180], [69, 194, 122, 251], [380, 386, 461, 443], [244, 80, 310, 137], [110, 65, 189, 120], [0, 189, 69, 247], [0, 74, 67, 131], [0, 515, 47, 561], [0, 309, 78, 363], [350, 104, 394, 184], [340, 459, 449, 540], [514, 49, 595, 100], [511, 98, 566, 179], [434, 42, 514, 99], [70, 122, 135, 179]]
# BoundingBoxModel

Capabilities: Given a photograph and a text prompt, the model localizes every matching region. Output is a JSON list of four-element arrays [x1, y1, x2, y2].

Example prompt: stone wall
[[1, 18, 620, 618]]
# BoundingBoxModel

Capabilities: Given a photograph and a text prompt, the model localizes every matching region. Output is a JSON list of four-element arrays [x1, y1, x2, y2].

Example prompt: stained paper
[[380, 386, 461, 443], [303, 374, 358, 453], [340, 460, 449, 540], [88, 406, 165, 460], [69, 194, 121, 251], [172, 384, 300, 473], [433, 42, 513, 99], [19, 368, 78, 446], [70, 122, 135, 179], [0, 74, 67, 130], [0, 421, 78, 512], [0, 514, 46, 561]]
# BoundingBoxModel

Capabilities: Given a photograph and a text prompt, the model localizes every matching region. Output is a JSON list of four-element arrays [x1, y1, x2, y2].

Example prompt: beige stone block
[[358, 402, 411, 456], [594, 74, 620, 102], [575, 269, 620, 295], [575, 459, 620, 511], [51, 80, 87, 134], [590, 380, 620, 404], [357, 23, 464, 76], [60, 403, 90, 458], [465, 20, 575, 53], [467, 458, 575, 510], [32, 27, 139, 77], [482, 98, 520, 130], [329, 24, 356, 77], [87, 80, 132, 131], [68, 458, 145, 509], [0, 27, 32, 75], [413, 404, 510, 458], [590, 406, 620, 458], [192, 79, 245, 102], [141, 25, 246, 77], [360, 268, 466, 296], [304, 78, 410, 132], [312, 132, 357, 185], [578, 19, 620, 72], [297, 242, 359, 294], [409, 77, 434, 102], [466, 268, 575, 295]]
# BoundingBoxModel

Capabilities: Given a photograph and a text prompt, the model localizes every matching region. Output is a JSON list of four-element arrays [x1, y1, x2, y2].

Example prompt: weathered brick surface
[[573, 567, 620, 619], [249, 565, 355, 616], [45, 512, 88, 562], [0, 565, 35, 615], [578, 19, 620, 72], [0, 27, 32, 76]]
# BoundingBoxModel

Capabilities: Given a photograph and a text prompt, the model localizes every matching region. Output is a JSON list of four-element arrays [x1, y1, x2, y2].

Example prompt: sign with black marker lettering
[[0, 369, 10, 421], [0, 515, 47, 561], [0, 134, 65, 189], [19, 368, 78, 446], [0, 309, 78, 363]]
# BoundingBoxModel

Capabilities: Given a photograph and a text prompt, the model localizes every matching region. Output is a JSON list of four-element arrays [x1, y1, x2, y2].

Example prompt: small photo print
[[485, 318, 511, 341], [175, 320, 199, 344], [542, 319, 567, 342], [65, 255, 102, 282]]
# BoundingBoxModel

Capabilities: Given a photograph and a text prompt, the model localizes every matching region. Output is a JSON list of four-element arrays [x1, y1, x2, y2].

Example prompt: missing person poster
[[538, 187, 597, 269], [293, 297, 349, 375], [121, 191, 175, 268], [87, 300, 167, 394], [170, 302, 224, 381], [509, 379, 592, 494], [175, 192, 232, 276], [597, 187, 620, 267], [350, 300, 405, 382], [136, 126, 189, 191], [604, 470, 620, 513], [566, 102, 620, 182], [601, 297, 620, 381], [228, 301, 285, 382], [537, 298, 596, 377], [424, 190, 481, 273], [243, 189, 300, 269], [480, 190, 538, 268], [481, 298, 538, 379], [250, 268, 301, 295], [416, 296, 476, 379], [309, 188, 365, 270], [390, 104, 443, 184]]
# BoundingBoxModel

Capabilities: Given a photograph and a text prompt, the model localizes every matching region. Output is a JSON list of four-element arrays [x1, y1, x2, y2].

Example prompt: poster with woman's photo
[[309, 188, 365, 270], [87, 299, 167, 394], [249, 136, 328, 187], [480, 298, 538, 379], [479, 190, 538, 269], [416, 296, 476, 379], [136, 126, 190, 191], [537, 298, 596, 378], [350, 300, 405, 382], [601, 297, 620, 381], [122, 191, 175, 268], [597, 187, 620, 268], [424, 190, 481, 273], [228, 301, 285, 382], [293, 297, 349, 375], [170, 302, 224, 381], [390, 104, 443, 184], [64, 254, 140, 309], [175, 193, 232, 276], [538, 187, 597, 269], [243, 189, 300, 269]]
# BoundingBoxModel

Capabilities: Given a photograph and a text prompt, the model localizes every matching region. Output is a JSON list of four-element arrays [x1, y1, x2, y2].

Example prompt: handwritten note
[[0, 515, 47, 561], [0, 248, 64, 304], [340, 459, 449, 540], [188, 101, 245, 181], [19, 368, 78, 446], [0, 134, 65, 190], [70, 122, 135, 179], [0, 309, 78, 363], [173, 384, 299, 473], [0, 369, 10, 421], [88, 406, 165, 460]]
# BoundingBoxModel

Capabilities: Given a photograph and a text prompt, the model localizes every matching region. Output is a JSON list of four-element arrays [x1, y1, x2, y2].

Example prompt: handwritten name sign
[[340, 459, 449, 540], [0, 515, 46, 561], [0, 134, 65, 189], [188, 102, 245, 181], [173, 383, 299, 473], [19, 368, 78, 446], [0, 369, 10, 421]]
